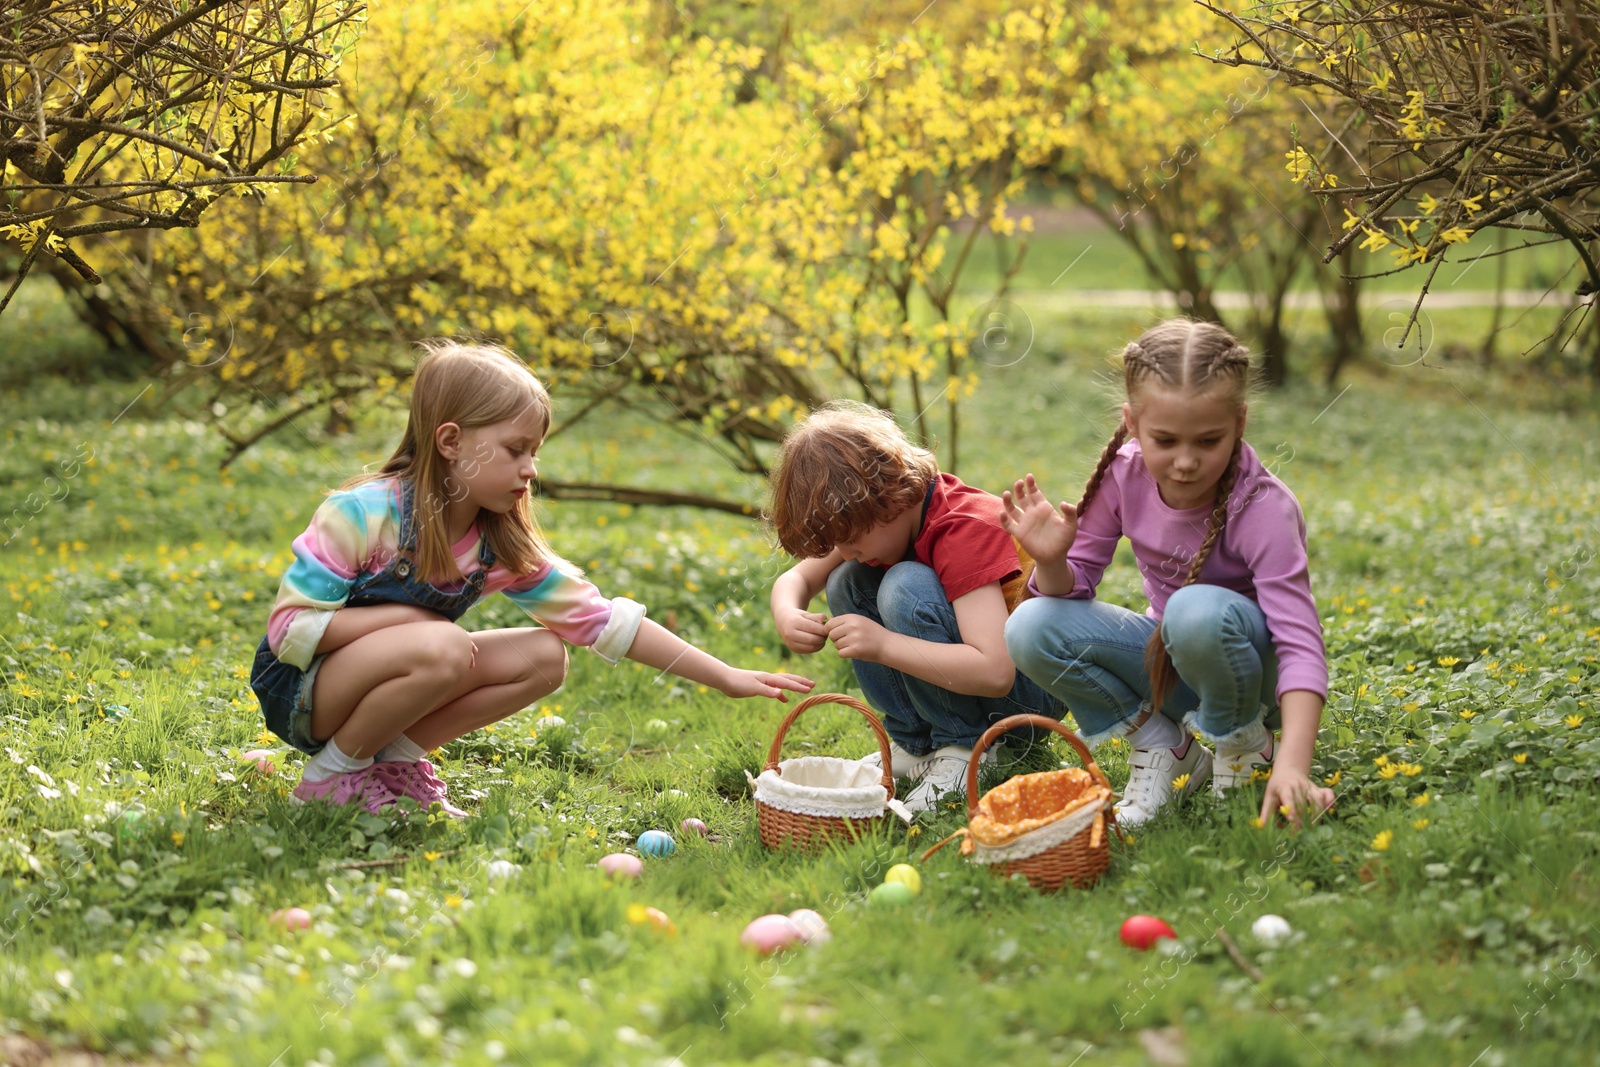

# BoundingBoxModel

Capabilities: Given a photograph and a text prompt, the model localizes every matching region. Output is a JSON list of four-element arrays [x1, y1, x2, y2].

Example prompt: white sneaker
[[1114, 737, 1213, 829], [860, 741, 937, 781], [902, 745, 993, 814], [1213, 737, 1275, 795]]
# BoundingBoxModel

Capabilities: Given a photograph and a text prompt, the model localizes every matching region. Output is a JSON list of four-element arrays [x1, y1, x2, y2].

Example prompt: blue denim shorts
[[251, 636, 328, 754]]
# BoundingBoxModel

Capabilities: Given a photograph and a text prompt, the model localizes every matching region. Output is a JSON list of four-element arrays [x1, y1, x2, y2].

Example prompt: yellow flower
[[1324, 770, 1342, 787], [1399, 763, 1422, 777], [1171, 773, 1191, 790], [1284, 147, 1312, 183], [1171, 232, 1188, 249], [1359, 227, 1392, 252], [1512, 663, 1529, 673], [1372, 830, 1394, 851], [424, 851, 442, 862], [1512, 753, 1528, 764], [445, 894, 463, 909], [1377, 763, 1400, 780], [1252, 768, 1273, 782], [1373, 754, 1390, 767], [1342, 208, 1363, 232], [1437, 657, 1460, 667], [170, 832, 185, 847], [1418, 193, 1439, 215], [1459, 195, 1482, 214], [1402, 702, 1420, 713], [1565, 714, 1585, 728], [585, 826, 598, 839], [1459, 711, 1476, 720], [1412, 793, 1429, 807], [1250, 817, 1265, 829], [1412, 818, 1430, 830], [1438, 226, 1473, 244], [256, 729, 276, 746], [1356, 684, 1369, 698]]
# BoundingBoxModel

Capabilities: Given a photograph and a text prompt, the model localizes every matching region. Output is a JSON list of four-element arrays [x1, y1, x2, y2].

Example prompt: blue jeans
[[1004, 584, 1280, 751], [825, 561, 1064, 753]]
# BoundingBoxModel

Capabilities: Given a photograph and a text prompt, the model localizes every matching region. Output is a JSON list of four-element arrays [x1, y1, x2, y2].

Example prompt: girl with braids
[[1001, 319, 1333, 829]]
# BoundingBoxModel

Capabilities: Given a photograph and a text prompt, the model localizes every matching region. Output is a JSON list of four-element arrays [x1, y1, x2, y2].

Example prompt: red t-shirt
[[901, 473, 1024, 604]]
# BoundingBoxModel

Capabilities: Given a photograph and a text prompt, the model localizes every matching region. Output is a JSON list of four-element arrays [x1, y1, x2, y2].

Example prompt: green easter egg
[[868, 882, 914, 909]]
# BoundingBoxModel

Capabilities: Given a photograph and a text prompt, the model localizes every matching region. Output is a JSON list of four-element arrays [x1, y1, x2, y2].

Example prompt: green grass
[[3, 310, 1600, 1066]]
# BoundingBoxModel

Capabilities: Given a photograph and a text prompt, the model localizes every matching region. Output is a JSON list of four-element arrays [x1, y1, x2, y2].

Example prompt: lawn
[[2, 307, 1599, 1066]]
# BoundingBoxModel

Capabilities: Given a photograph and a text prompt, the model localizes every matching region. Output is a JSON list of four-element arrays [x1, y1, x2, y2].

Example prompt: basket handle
[[763, 692, 895, 800], [965, 714, 1113, 817]]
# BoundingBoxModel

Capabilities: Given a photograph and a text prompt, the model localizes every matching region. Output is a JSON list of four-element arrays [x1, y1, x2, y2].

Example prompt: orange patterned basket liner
[[961, 767, 1113, 853]]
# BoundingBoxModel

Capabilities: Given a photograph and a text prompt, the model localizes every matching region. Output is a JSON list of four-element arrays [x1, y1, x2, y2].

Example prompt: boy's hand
[[775, 607, 830, 654], [719, 669, 815, 702], [826, 613, 889, 663], [1000, 474, 1078, 563], [1260, 768, 1335, 830]]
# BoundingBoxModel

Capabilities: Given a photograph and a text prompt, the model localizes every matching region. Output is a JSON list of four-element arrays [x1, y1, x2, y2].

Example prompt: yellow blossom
[[1372, 830, 1394, 851], [1171, 773, 1190, 790], [1565, 714, 1585, 728], [1437, 657, 1460, 667], [1359, 226, 1392, 252], [424, 851, 442, 862], [1512, 753, 1528, 764], [1459, 710, 1476, 720], [1438, 226, 1472, 244], [1324, 770, 1342, 787], [1412, 793, 1429, 806], [1398, 763, 1422, 777], [1417, 193, 1439, 215], [171, 832, 185, 847], [446, 894, 463, 908], [1412, 818, 1430, 830], [1377, 763, 1400, 780]]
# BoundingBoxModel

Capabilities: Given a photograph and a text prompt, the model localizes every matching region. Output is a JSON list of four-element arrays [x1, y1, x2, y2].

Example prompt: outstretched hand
[[720, 669, 815, 702], [1260, 768, 1335, 830], [1000, 473, 1078, 563]]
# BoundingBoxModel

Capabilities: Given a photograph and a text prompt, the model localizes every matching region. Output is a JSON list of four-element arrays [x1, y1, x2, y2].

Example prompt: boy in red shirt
[[768, 402, 1062, 812]]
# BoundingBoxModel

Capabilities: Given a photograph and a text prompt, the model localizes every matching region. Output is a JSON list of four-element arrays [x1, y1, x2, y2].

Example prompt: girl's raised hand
[[719, 669, 816, 702], [1000, 474, 1078, 563]]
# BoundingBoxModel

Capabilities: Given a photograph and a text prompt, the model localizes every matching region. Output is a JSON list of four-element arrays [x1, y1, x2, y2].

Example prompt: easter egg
[[868, 882, 913, 909], [680, 817, 708, 837], [241, 748, 275, 762], [598, 853, 643, 880], [884, 863, 921, 895], [645, 718, 670, 734], [536, 715, 566, 728], [637, 830, 676, 857], [104, 704, 130, 720], [627, 903, 676, 933], [269, 907, 312, 931], [740, 914, 803, 956], [1251, 914, 1292, 944], [485, 860, 519, 881], [118, 809, 144, 836], [1119, 915, 1178, 950], [787, 908, 831, 945]]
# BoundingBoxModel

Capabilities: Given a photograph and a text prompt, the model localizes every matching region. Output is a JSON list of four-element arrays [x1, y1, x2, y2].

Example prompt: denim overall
[[250, 479, 496, 754]]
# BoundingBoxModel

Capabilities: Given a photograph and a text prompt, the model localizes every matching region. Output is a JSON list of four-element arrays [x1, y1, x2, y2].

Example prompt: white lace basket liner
[[746, 758, 913, 823]]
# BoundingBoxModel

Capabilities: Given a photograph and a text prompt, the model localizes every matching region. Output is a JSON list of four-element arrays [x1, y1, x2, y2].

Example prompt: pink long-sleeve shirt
[[1037, 438, 1327, 700]]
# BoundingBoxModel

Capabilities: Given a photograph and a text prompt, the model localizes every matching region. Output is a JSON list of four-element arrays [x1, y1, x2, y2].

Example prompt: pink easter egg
[[680, 818, 708, 837], [787, 908, 831, 945], [269, 907, 311, 931], [598, 853, 643, 880], [740, 914, 803, 956]]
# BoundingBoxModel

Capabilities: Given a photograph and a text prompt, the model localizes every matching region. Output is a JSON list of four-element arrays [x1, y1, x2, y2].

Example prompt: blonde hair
[[767, 401, 938, 558], [1078, 319, 1253, 714], [347, 339, 556, 580]]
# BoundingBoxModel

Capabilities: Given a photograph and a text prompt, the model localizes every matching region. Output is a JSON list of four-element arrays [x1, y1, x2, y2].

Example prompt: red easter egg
[[1119, 914, 1177, 950]]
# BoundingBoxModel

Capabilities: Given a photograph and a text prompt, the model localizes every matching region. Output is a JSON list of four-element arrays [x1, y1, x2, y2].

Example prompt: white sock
[[1126, 712, 1184, 752], [374, 733, 427, 764], [302, 736, 374, 782]]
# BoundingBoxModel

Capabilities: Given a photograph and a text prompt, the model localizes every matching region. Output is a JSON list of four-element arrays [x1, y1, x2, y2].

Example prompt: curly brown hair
[[767, 401, 938, 558]]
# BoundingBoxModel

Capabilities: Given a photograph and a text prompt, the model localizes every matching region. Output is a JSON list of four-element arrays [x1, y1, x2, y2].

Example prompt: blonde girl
[[1001, 319, 1333, 828], [251, 341, 812, 815]]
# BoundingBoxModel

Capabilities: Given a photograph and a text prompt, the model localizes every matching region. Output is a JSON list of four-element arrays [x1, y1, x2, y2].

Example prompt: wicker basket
[[749, 693, 904, 851], [921, 713, 1119, 891]]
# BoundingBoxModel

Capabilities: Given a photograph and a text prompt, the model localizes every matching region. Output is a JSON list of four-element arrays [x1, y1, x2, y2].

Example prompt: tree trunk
[[1320, 245, 1364, 387]]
